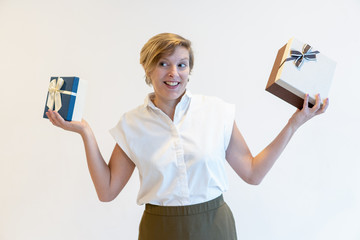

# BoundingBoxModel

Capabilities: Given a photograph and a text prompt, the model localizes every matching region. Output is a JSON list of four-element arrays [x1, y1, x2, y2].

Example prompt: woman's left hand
[[289, 93, 329, 130]]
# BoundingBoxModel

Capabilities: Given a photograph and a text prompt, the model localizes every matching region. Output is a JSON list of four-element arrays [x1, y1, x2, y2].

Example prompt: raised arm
[[46, 110, 135, 201], [226, 94, 329, 185]]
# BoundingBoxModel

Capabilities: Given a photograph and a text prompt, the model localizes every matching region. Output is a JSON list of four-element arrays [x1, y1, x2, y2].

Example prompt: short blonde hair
[[140, 33, 194, 85]]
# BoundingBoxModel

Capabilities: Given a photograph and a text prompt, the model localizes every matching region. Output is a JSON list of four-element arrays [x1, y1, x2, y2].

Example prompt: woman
[[46, 33, 328, 240]]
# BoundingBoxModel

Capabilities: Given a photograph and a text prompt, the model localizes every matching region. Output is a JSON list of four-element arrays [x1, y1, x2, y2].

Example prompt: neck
[[153, 97, 179, 121], [152, 90, 187, 121]]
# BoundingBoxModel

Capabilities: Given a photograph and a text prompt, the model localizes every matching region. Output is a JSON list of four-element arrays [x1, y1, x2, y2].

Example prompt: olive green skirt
[[138, 195, 237, 240]]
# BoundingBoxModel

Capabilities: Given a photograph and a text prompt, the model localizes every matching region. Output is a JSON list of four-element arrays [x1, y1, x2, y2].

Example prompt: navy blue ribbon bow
[[279, 44, 320, 69]]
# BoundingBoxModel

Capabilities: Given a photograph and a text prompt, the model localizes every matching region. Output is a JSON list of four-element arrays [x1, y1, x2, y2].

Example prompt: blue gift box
[[43, 76, 87, 121]]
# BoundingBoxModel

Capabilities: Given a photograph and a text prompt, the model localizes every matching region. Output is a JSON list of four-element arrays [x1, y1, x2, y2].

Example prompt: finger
[[47, 110, 58, 125], [317, 98, 329, 115], [52, 111, 68, 128], [46, 111, 56, 125], [47, 110, 65, 128], [324, 98, 330, 110], [303, 93, 309, 110], [311, 94, 321, 112]]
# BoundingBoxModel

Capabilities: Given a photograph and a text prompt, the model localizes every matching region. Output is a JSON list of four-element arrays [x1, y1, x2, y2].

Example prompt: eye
[[178, 63, 187, 68], [159, 62, 168, 67]]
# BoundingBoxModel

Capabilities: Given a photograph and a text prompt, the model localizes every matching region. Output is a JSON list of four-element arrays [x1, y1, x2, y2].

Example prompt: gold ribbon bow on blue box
[[46, 77, 77, 111]]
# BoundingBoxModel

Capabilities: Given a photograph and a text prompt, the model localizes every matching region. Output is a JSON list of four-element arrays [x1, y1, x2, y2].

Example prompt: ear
[[145, 70, 152, 85], [145, 76, 152, 85]]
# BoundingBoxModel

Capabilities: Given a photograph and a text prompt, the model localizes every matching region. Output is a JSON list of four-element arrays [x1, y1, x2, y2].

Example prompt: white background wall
[[1, 0, 359, 239]]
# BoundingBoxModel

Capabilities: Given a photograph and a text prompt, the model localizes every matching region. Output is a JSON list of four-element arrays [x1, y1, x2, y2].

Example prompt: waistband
[[144, 195, 225, 216]]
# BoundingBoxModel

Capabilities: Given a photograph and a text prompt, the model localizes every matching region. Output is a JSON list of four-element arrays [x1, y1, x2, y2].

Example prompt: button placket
[[172, 125, 189, 200]]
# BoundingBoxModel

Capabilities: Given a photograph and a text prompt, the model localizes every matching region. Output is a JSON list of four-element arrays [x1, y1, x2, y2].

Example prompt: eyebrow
[[160, 57, 189, 61]]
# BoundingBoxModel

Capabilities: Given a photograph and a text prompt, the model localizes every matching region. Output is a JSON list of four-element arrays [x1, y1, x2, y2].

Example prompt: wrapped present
[[266, 38, 336, 109], [43, 76, 87, 121]]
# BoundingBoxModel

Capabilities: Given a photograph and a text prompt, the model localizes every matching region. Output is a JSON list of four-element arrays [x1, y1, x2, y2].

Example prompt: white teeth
[[165, 82, 179, 86]]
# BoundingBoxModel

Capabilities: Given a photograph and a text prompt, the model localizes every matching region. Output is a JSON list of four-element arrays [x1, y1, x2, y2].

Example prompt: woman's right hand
[[46, 110, 90, 136]]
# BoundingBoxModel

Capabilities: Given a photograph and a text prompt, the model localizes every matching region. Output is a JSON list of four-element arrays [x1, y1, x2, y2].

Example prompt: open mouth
[[164, 81, 180, 86]]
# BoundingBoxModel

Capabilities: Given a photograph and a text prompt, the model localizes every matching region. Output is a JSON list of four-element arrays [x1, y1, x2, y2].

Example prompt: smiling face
[[148, 46, 190, 108]]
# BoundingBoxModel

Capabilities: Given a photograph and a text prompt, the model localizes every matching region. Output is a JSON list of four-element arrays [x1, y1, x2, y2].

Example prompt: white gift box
[[266, 38, 336, 109]]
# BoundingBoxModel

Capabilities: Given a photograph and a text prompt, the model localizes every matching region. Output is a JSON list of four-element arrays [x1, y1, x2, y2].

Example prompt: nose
[[168, 65, 179, 78]]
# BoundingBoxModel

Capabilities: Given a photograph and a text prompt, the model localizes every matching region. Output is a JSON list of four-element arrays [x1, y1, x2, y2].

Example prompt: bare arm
[[46, 110, 135, 201], [226, 94, 329, 185]]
